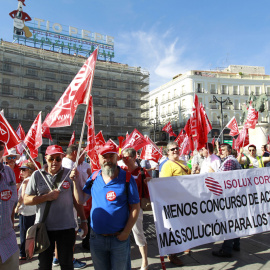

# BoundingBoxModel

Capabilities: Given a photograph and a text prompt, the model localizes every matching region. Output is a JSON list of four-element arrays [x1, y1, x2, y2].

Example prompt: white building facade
[[142, 65, 270, 143]]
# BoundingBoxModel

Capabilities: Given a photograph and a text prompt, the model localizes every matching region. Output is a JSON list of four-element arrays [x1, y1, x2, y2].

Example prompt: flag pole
[[216, 124, 227, 142], [22, 145, 53, 191], [74, 50, 98, 169]]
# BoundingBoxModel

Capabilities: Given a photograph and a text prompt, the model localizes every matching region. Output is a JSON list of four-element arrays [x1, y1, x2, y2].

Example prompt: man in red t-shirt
[[122, 147, 150, 270]]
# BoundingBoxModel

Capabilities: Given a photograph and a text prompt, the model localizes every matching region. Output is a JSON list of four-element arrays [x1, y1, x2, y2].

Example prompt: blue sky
[[2, 0, 270, 90]]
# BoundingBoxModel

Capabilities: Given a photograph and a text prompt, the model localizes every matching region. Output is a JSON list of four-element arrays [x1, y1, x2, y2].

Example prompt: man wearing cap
[[0, 140, 19, 270], [72, 140, 140, 270], [237, 144, 270, 168], [24, 145, 88, 270]]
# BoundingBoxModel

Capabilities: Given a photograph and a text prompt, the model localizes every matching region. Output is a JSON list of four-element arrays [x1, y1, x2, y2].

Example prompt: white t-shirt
[[200, 154, 221, 174]]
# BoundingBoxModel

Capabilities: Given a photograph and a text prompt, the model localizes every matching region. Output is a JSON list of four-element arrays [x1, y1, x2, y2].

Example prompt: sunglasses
[[20, 168, 28, 172], [0, 145, 4, 151], [7, 156, 17, 160], [169, 147, 179, 152], [47, 157, 62, 162]]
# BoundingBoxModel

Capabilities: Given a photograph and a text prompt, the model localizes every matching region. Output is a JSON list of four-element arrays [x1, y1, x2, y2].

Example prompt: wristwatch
[[81, 219, 88, 223]]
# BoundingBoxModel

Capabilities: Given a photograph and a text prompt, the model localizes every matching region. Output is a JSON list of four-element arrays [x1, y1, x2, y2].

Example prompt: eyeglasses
[[0, 145, 4, 151], [169, 147, 179, 152], [20, 168, 28, 172], [7, 156, 17, 160], [47, 157, 62, 162]]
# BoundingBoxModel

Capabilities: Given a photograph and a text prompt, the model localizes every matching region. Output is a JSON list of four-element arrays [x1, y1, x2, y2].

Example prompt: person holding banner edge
[[212, 143, 242, 258], [160, 141, 191, 266]]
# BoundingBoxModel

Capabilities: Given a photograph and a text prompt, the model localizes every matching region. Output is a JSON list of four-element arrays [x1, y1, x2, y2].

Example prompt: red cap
[[45, 145, 64, 155], [98, 140, 118, 156]]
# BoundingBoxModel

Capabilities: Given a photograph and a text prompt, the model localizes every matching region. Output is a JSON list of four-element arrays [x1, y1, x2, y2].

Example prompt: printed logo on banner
[[0, 121, 10, 143], [62, 181, 70, 189], [106, 191, 116, 201], [205, 177, 223, 196], [0, 190, 12, 201]]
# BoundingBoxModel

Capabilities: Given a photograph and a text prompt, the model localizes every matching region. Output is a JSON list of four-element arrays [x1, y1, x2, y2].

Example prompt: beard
[[101, 162, 117, 177]]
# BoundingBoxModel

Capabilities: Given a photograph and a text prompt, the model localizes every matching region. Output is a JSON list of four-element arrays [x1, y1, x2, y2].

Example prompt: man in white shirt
[[200, 143, 221, 174]]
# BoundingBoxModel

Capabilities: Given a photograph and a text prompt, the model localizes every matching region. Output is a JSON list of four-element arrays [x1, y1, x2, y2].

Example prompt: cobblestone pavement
[[18, 211, 270, 269]]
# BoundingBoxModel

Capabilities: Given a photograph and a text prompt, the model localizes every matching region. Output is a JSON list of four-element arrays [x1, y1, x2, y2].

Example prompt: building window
[[210, 84, 216, 94], [197, 83, 202, 93], [1, 101, 9, 116], [233, 85, 239, 95], [168, 104, 171, 114], [255, 86, 261, 96], [168, 92, 171, 100], [46, 85, 53, 91], [26, 68, 38, 77], [45, 72, 56, 79], [244, 86, 249, 96], [162, 94, 165, 102], [2, 78, 11, 95], [26, 104, 34, 119], [109, 112, 115, 124], [266, 87, 270, 95], [127, 113, 133, 126], [221, 85, 228, 94], [94, 110, 101, 124], [174, 89, 177, 98]]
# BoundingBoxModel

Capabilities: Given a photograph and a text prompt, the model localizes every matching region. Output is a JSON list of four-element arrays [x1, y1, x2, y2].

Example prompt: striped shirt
[[0, 163, 18, 263]]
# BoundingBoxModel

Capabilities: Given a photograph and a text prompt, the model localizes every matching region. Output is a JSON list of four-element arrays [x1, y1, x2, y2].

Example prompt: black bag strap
[[42, 169, 64, 223], [140, 167, 146, 198]]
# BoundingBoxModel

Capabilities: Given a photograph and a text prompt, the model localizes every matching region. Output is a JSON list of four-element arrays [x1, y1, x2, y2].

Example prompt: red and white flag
[[95, 131, 106, 150], [235, 128, 249, 149], [140, 137, 162, 163], [179, 135, 190, 156], [200, 103, 212, 139], [226, 116, 240, 136], [174, 129, 185, 147], [244, 103, 259, 129], [16, 124, 26, 155], [0, 113, 21, 149], [68, 131, 76, 146], [86, 96, 96, 152], [87, 149, 101, 172], [162, 122, 177, 137], [24, 112, 42, 151], [121, 129, 148, 151], [184, 119, 195, 152], [43, 49, 98, 128], [42, 125, 53, 141]]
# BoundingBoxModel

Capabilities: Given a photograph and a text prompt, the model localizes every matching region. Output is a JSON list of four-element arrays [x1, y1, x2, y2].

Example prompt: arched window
[[174, 102, 178, 112], [45, 105, 52, 116], [94, 110, 101, 123], [109, 112, 115, 124], [1, 101, 9, 116], [127, 113, 133, 126], [26, 104, 34, 119]]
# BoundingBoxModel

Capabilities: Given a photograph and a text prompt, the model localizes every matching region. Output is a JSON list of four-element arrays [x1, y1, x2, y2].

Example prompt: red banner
[[0, 113, 21, 149], [174, 129, 185, 147], [16, 124, 26, 155], [162, 122, 177, 137], [42, 123, 53, 141], [24, 112, 42, 151], [121, 129, 148, 151], [140, 137, 162, 163], [226, 116, 240, 136], [244, 104, 259, 129], [43, 49, 98, 128], [95, 131, 106, 151]]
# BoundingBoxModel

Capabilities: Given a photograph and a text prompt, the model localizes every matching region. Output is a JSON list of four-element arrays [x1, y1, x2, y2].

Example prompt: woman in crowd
[[15, 161, 36, 260]]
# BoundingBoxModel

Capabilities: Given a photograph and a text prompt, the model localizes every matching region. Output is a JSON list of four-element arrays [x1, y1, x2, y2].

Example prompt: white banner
[[148, 167, 270, 256]]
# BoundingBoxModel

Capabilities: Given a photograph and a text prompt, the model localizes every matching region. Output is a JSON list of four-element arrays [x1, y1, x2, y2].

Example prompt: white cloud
[[116, 28, 203, 90]]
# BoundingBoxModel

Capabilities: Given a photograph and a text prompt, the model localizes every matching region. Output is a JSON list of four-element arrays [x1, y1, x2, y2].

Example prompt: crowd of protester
[[1, 138, 270, 269]]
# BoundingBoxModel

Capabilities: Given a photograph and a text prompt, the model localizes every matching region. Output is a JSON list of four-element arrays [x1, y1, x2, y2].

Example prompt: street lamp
[[149, 119, 160, 142], [210, 95, 233, 143]]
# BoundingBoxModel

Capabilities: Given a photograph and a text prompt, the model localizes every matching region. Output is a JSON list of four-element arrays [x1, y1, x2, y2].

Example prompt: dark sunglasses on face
[[20, 168, 28, 172], [169, 147, 179, 152], [0, 145, 4, 151], [48, 157, 62, 162], [7, 156, 17, 160]]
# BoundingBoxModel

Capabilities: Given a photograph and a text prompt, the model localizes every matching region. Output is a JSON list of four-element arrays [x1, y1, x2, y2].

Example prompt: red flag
[[95, 131, 106, 151], [140, 137, 162, 163], [43, 49, 98, 128], [184, 119, 195, 152], [68, 131, 76, 146], [121, 129, 148, 151], [212, 137, 215, 147], [162, 122, 177, 137], [16, 124, 26, 155], [244, 103, 259, 129], [235, 128, 249, 149], [226, 116, 240, 136], [200, 103, 212, 139], [174, 129, 185, 147], [179, 135, 190, 156], [30, 148, 38, 159], [0, 112, 21, 149], [86, 148, 101, 172], [24, 112, 42, 151], [42, 125, 53, 141], [118, 136, 125, 149], [85, 96, 96, 153], [126, 132, 129, 139]]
